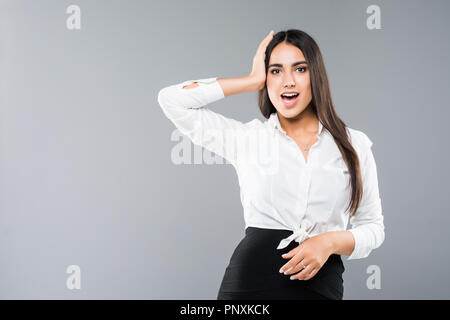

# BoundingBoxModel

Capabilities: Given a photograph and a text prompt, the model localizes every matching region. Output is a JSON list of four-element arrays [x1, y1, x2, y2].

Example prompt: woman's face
[[266, 42, 312, 119]]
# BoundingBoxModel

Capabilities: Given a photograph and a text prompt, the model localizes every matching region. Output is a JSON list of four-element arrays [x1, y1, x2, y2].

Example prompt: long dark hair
[[258, 29, 362, 218]]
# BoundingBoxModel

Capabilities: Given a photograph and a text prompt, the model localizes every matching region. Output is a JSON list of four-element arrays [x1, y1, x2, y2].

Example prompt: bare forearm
[[217, 76, 263, 97], [324, 230, 355, 257]]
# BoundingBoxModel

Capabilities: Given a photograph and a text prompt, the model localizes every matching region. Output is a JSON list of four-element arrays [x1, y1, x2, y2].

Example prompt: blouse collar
[[268, 112, 324, 137]]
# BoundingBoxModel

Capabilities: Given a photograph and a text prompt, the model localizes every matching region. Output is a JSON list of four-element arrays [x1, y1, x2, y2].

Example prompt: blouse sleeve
[[346, 131, 385, 260], [157, 77, 248, 167]]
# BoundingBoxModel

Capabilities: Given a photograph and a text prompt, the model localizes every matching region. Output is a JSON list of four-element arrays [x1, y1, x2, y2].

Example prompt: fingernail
[[279, 268, 283, 273], [290, 276, 295, 280]]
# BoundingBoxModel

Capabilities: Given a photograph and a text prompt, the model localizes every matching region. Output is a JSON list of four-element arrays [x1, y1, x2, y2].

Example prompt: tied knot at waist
[[277, 219, 314, 250]]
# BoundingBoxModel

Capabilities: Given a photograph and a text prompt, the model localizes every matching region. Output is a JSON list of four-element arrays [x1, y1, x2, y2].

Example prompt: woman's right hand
[[215, 31, 274, 97], [249, 30, 274, 90]]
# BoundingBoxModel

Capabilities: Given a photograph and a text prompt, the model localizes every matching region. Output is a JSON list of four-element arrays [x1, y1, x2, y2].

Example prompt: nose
[[282, 72, 296, 87]]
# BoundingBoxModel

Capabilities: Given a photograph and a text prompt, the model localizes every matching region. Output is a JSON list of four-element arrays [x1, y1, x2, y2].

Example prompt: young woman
[[157, 29, 385, 300]]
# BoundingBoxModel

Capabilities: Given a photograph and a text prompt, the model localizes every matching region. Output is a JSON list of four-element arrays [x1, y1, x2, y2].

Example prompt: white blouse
[[157, 77, 385, 260]]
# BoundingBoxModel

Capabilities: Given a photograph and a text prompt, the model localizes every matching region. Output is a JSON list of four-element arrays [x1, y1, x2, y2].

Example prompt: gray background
[[1, 0, 449, 299]]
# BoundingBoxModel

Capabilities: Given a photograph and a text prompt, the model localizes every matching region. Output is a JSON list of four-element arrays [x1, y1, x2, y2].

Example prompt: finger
[[290, 263, 314, 280], [264, 30, 274, 42], [279, 251, 304, 274], [279, 248, 303, 273], [302, 267, 319, 281], [281, 252, 293, 259], [283, 243, 304, 258], [257, 31, 274, 52], [284, 259, 307, 276], [295, 263, 319, 281], [290, 259, 314, 278], [281, 243, 303, 259], [260, 30, 274, 44], [281, 248, 297, 259], [261, 32, 273, 50], [280, 245, 306, 273]]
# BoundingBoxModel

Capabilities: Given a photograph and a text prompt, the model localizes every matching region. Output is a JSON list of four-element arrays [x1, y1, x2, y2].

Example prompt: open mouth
[[280, 93, 299, 100], [280, 92, 300, 107]]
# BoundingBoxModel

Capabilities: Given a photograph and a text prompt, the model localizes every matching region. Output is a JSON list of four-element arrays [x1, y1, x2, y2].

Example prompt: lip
[[280, 93, 300, 108]]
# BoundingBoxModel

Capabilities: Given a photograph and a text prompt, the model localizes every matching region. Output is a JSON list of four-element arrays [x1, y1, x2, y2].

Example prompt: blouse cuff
[[346, 228, 366, 260], [177, 77, 224, 108]]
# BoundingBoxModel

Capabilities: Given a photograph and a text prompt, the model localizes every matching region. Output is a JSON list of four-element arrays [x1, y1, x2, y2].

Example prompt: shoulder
[[246, 118, 265, 127], [239, 117, 268, 131], [346, 127, 374, 152], [230, 117, 276, 140]]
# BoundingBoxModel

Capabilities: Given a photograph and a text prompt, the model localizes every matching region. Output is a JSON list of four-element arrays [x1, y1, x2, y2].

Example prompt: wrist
[[321, 231, 337, 256], [246, 75, 265, 91]]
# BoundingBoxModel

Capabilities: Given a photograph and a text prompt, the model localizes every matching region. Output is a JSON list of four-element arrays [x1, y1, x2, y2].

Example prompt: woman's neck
[[277, 106, 319, 138]]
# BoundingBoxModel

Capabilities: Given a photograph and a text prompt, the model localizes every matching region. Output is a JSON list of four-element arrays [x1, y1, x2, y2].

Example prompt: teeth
[[281, 93, 299, 97]]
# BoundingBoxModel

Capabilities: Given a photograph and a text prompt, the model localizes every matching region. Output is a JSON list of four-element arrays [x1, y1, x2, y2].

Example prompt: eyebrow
[[268, 61, 308, 68]]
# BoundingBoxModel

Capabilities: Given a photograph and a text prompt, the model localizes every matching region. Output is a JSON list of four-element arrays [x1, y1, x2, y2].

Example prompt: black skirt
[[217, 226, 345, 300]]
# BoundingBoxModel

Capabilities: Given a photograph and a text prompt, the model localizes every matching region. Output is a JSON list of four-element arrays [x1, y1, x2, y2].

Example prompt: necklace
[[279, 118, 320, 152], [297, 132, 319, 152]]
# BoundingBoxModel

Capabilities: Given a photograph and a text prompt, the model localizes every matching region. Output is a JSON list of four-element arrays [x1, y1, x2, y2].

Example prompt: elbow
[[373, 222, 385, 250], [346, 222, 385, 260], [367, 216, 385, 249], [157, 87, 170, 110], [157, 87, 180, 119], [364, 221, 385, 254], [157, 85, 192, 113]]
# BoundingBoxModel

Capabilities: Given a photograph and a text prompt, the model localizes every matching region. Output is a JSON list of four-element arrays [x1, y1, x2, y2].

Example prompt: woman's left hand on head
[[279, 233, 334, 281]]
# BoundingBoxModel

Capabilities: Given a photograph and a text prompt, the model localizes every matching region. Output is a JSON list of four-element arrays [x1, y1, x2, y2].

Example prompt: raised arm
[[157, 31, 274, 167], [157, 76, 261, 166], [183, 76, 262, 97]]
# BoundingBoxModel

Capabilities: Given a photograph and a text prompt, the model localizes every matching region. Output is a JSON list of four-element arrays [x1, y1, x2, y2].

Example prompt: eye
[[269, 66, 307, 74]]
